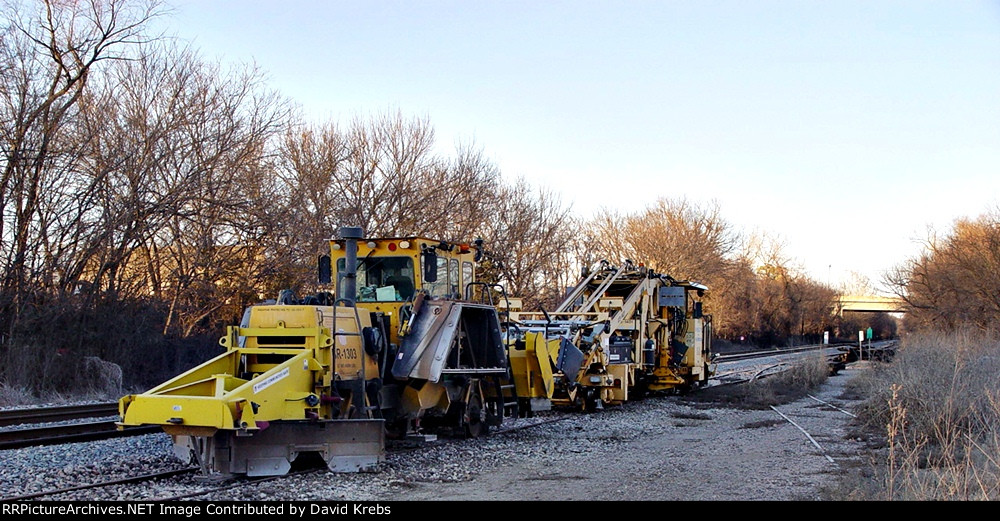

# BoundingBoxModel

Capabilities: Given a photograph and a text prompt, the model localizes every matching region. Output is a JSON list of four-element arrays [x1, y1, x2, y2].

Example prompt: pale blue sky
[[158, 1, 1000, 292]]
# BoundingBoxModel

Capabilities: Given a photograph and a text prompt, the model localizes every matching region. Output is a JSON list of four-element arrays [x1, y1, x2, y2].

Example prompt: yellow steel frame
[[118, 304, 372, 435]]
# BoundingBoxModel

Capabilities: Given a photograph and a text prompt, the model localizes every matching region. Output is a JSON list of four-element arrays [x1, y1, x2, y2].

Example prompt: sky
[[156, 1, 1000, 293]]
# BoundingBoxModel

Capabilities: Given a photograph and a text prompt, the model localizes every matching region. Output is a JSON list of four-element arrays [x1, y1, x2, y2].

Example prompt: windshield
[[337, 256, 416, 302]]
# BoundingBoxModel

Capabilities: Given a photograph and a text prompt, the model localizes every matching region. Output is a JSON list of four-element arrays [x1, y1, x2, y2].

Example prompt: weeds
[[837, 330, 1000, 500], [0, 298, 219, 396], [0, 382, 128, 407], [0, 383, 34, 407], [688, 354, 830, 409]]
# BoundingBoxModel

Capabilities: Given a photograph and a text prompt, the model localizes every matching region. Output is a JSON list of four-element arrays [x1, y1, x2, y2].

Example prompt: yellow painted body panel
[[681, 318, 704, 368], [401, 382, 450, 414], [507, 348, 533, 398], [508, 332, 559, 399], [119, 304, 375, 432], [605, 363, 632, 404]]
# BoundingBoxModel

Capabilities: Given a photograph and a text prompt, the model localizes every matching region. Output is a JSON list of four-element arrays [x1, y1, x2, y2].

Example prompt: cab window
[[449, 259, 460, 297], [336, 256, 415, 302], [422, 256, 452, 298], [462, 261, 474, 298]]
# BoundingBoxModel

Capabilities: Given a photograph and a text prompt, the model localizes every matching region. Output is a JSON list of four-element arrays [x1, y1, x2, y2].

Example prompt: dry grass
[[0, 299, 218, 398], [0, 383, 34, 407], [834, 330, 1000, 500], [687, 354, 830, 409], [0, 382, 124, 407]]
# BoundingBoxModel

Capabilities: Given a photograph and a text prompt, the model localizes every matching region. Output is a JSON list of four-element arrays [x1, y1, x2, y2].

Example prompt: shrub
[[849, 330, 1000, 500], [0, 298, 220, 397]]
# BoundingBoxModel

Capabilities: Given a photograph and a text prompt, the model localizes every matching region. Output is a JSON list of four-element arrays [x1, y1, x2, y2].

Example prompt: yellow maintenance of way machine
[[117, 300, 385, 477], [324, 231, 511, 439], [119, 227, 713, 478], [119, 227, 511, 477], [504, 260, 713, 415]]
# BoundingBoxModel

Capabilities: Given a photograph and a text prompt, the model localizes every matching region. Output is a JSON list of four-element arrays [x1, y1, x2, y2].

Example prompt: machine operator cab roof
[[322, 236, 482, 304]]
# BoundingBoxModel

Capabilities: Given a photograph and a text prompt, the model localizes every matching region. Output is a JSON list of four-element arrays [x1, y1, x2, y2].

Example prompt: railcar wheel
[[464, 392, 487, 438], [384, 417, 408, 440], [517, 398, 533, 418], [583, 388, 602, 413]]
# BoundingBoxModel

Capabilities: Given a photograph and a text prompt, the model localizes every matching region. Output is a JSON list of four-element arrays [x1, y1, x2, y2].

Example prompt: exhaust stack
[[339, 226, 363, 306]]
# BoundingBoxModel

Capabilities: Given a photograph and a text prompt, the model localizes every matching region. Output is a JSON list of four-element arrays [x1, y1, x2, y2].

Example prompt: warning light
[[388, 243, 397, 251]]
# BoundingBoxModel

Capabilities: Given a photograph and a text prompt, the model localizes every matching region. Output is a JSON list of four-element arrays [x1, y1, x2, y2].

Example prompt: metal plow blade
[[176, 419, 385, 477]]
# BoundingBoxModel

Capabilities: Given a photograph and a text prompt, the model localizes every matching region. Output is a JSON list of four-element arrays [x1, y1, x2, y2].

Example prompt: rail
[[0, 401, 118, 427], [1, 467, 197, 501], [0, 419, 160, 450], [714, 342, 848, 362], [6, 413, 574, 500]]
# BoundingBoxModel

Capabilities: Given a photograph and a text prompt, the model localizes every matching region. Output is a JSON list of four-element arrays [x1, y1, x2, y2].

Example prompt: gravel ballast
[[0, 364, 871, 501]]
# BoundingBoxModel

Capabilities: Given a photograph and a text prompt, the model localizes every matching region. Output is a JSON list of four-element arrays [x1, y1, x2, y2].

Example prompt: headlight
[[589, 376, 602, 384]]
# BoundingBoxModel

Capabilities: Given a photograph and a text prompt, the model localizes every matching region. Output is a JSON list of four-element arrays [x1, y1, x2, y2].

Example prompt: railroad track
[[0, 343, 840, 450], [2, 341, 898, 499], [0, 420, 161, 450], [711, 339, 898, 386], [1, 467, 198, 501], [2, 341, 892, 452], [0, 401, 160, 450], [0, 401, 118, 427], [2, 412, 574, 501], [714, 342, 851, 362], [0, 346, 823, 452]]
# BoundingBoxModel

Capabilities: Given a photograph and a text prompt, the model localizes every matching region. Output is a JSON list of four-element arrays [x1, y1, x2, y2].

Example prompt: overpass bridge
[[837, 295, 906, 314]]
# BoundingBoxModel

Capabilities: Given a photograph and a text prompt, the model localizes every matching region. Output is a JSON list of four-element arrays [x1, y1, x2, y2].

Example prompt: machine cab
[[326, 237, 478, 302], [322, 236, 481, 346]]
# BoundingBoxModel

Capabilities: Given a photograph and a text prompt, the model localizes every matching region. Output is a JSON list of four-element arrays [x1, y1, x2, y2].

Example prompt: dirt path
[[384, 365, 871, 501]]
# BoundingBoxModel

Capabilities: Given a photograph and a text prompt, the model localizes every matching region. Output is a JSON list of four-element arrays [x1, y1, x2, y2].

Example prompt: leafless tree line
[[579, 199, 880, 346], [885, 208, 1000, 333], [1, 1, 880, 394], [0, 0, 581, 391]]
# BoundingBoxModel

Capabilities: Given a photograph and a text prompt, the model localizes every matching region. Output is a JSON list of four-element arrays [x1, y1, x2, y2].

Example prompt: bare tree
[[584, 197, 736, 283], [1, 0, 162, 337], [886, 209, 1000, 332], [98, 47, 294, 337], [277, 113, 503, 262], [478, 178, 577, 310], [583, 204, 838, 346]]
